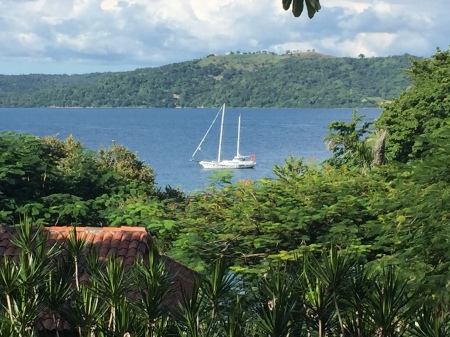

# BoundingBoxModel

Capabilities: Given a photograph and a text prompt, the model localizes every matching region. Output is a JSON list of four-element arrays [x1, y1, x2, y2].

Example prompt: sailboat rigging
[[191, 104, 256, 169]]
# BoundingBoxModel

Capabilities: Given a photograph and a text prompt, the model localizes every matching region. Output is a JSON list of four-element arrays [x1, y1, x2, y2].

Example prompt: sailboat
[[191, 104, 256, 169]]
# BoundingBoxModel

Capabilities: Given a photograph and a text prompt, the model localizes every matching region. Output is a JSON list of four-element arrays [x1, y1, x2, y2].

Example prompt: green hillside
[[0, 52, 414, 108]]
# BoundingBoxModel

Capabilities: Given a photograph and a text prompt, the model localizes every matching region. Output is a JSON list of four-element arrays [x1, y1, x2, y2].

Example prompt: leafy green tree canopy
[[376, 47, 450, 163]]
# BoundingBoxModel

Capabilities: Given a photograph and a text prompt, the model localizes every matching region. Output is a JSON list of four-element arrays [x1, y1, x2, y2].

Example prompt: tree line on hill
[[1, 47, 450, 335], [0, 53, 413, 108]]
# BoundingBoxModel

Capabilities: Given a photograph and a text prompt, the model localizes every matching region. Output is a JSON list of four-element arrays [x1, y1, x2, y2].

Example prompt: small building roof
[[0, 226, 152, 267]]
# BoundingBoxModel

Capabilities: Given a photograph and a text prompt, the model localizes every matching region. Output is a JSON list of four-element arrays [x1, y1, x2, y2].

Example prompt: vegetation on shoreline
[[0, 52, 413, 108], [1, 47, 450, 335]]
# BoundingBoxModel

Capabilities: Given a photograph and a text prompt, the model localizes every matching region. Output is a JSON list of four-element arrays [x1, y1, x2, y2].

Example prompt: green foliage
[[131, 249, 173, 337], [364, 266, 415, 337], [0, 54, 412, 108], [367, 124, 450, 302], [283, 0, 321, 19], [324, 110, 373, 170], [0, 132, 177, 232], [2, 222, 450, 336], [412, 304, 450, 337], [169, 158, 384, 272], [376, 48, 450, 162], [96, 140, 155, 186], [253, 264, 299, 337]]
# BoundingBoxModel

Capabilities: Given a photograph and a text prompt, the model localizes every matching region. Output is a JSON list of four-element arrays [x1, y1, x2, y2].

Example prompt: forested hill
[[0, 52, 415, 108]]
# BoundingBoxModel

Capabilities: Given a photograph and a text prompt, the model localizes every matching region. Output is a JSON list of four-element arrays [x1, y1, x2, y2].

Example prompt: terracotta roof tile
[[131, 231, 143, 242], [119, 237, 130, 249], [83, 232, 96, 245], [126, 247, 137, 258], [128, 238, 140, 249], [5, 246, 17, 255], [99, 247, 109, 257], [108, 246, 118, 257], [118, 247, 128, 258], [103, 232, 113, 246], [124, 256, 135, 268]]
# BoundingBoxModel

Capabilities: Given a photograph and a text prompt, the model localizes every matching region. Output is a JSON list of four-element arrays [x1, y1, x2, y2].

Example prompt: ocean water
[[0, 107, 381, 192]]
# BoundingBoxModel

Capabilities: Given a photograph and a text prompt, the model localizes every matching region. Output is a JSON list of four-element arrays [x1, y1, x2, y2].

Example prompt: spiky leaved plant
[[220, 295, 249, 337], [89, 256, 133, 336], [306, 245, 356, 336], [61, 248, 106, 337], [43, 262, 74, 337], [252, 264, 299, 337], [0, 256, 20, 329], [411, 302, 450, 337], [6, 218, 58, 336], [201, 258, 252, 337], [175, 279, 212, 337], [364, 265, 415, 337], [296, 259, 336, 337], [339, 263, 374, 337], [130, 247, 174, 337], [62, 225, 89, 292]]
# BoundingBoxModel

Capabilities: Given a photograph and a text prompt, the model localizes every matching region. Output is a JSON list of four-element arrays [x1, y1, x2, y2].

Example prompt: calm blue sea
[[0, 107, 381, 192]]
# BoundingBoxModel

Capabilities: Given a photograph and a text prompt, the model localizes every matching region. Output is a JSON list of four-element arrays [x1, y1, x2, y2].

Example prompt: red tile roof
[[1, 226, 152, 263], [0, 225, 196, 332]]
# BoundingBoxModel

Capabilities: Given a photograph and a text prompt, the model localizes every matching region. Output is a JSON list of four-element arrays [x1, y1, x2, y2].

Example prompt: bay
[[0, 107, 381, 193]]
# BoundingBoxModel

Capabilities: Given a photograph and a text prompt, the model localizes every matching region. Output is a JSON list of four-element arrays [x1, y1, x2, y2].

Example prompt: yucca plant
[[62, 225, 89, 292], [0, 256, 20, 328], [201, 258, 251, 337], [202, 259, 240, 321], [6, 291, 42, 337], [100, 297, 139, 337], [364, 265, 415, 337], [411, 303, 450, 337], [131, 248, 174, 337], [61, 249, 106, 337], [2, 219, 59, 336], [62, 281, 106, 337], [220, 295, 249, 337], [175, 279, 213, 337], [89, 256, 132, 335], [296, 263, 336, 336], [340, 263, 374, 337], [306, 246, 356, 336], [252, 264, 299, 337], [0, 316, 15, 336], [44, 261, 75, 337]]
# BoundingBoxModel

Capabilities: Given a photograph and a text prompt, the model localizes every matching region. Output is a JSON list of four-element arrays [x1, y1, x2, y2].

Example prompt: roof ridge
[[0, 226, 147, 231]]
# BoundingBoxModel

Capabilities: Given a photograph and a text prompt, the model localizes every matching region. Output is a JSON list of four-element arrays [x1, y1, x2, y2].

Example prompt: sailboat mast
[[217, 104, 225, 162], [191, 107, 222, 161], [237, 114, 241, 157]]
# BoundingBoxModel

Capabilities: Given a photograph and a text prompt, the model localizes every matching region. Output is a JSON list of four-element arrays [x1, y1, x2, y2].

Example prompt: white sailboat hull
[[199, 158, 256, 169]]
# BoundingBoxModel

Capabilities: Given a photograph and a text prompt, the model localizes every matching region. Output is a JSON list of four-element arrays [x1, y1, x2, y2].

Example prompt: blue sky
[[0, 0, 448, 75]]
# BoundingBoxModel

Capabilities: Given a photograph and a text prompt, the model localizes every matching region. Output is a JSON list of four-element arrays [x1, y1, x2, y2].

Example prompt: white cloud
[[0, 0, 448, 74], [326, 0, 371, 13]]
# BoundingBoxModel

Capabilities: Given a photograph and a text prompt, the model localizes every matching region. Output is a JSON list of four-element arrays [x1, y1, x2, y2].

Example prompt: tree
[[282, 0, 321, 18], [0, 132, 162, 226], [376, 48, 450, 163], [323, 110, 373, 170], [96, 140, 155, 187]]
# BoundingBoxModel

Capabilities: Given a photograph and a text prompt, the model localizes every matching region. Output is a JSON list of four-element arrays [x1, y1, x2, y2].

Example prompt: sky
[[0, 0, 448, 75]]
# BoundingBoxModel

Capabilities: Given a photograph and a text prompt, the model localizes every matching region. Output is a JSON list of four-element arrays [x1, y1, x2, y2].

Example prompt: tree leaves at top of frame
[[283, 0, 321, 18]]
